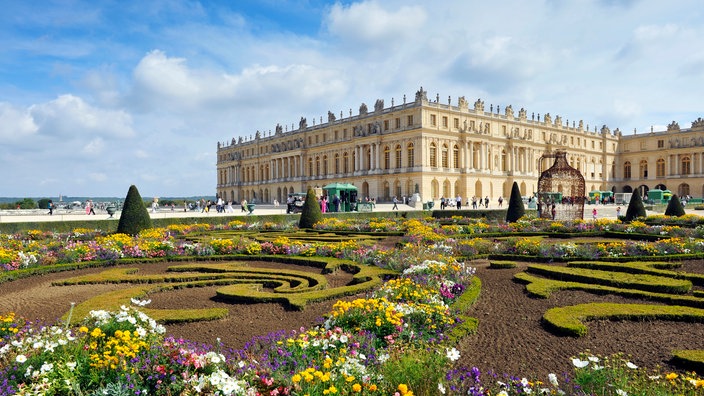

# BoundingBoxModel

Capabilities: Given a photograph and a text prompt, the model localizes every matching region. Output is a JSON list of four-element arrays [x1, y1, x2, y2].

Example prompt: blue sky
[[1, 0, 702, 198]]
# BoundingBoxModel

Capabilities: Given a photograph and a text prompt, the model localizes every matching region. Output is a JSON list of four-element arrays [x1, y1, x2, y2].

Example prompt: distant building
[[216, 86, 702, 204]]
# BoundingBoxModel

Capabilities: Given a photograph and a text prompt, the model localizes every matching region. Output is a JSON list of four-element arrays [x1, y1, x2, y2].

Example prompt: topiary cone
[[117, 185, 152, 235], [505, 181, 525, 223], [298, 187, 323, 229], [664, 194, 685, 217], [625, 191, 646, 222]]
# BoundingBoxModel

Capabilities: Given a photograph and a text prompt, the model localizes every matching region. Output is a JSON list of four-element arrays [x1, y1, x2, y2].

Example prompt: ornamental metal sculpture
[[537, 150, 586, 220]]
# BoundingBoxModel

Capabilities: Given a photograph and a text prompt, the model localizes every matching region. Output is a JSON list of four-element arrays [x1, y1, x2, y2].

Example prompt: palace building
[[216, 87, 703, 204]]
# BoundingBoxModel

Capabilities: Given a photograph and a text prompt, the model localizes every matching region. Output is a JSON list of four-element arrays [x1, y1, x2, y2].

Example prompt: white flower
[[16, 354, 27, 363], [66, 362, 77, 371], [438, 382, 446, 394], [572, 358, 589, 368], [616, 389, 627, 396], [626, 361, 638, 369], [548, 373, 559, 387], [587, 356, 599, 362], [131, 298, 152, 306], [446, 347, 461, 362], [521, 378, 529, 387], [378, 353, 390, 363], [40, 362, 54, 373], [498, 391, 509, 396]]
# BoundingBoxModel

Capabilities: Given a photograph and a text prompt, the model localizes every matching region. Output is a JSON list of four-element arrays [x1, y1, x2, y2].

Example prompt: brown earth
[[1, 258, 704, 379]]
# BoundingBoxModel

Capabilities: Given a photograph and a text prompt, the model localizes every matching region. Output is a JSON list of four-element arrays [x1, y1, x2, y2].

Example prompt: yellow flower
[[352, 383, 362, 392], [666, 372, 678, 381]]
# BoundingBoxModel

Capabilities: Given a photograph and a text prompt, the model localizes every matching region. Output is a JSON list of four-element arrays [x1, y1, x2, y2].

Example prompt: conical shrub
[[664, 194, 686, 217], [624, 191, 646, 222], [505, 181, 525, 223], [117, 185, 152, 235], [298, 188, 323, 229]]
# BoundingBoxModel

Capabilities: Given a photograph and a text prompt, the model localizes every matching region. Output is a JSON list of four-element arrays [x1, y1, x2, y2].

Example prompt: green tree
[[505, 182, 525, 223], [37, 198, 51, 210], [14, 198, 36, 209], [117, 185, 152, 235], [625, 191, 646, 222], [298, 188, 323, 229], [664, 194, 685, 217]]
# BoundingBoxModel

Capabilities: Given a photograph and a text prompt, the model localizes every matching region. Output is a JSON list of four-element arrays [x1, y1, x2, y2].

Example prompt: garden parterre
[[1, 216, 704, 395]]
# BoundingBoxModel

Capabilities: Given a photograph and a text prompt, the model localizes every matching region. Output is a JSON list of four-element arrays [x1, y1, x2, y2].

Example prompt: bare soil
[[1, 257, 704, 378]]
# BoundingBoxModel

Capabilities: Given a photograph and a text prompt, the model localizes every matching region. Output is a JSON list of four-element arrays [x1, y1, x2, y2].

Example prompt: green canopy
[[323, 182, 348, 190]]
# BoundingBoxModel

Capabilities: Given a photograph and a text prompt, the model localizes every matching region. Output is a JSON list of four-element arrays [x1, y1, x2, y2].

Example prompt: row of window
[[622, 157, 694, 179]]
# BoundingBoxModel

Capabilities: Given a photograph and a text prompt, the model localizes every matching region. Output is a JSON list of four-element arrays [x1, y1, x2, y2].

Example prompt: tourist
[[240, 199, 248, 212], [592, 207, 598, 220], [484, 196, 489, 208], [321, 196, 328, 213], [47, 200, 54, 215], [456, 195, 462, 210], [616, 206, 621, 218], [498, 196, 504, 207]]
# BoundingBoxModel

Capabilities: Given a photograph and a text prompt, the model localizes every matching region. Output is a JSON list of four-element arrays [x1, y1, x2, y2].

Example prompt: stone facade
[[617, 118, 704, 198], [216, 87, 700, 204]]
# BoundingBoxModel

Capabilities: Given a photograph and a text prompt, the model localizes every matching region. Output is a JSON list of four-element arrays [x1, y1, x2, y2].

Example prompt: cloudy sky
[[1, 0, 702, 198]]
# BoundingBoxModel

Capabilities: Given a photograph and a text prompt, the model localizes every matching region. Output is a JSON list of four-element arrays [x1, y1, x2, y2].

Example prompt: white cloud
[[30, 94, 135, 139], [0, 102, 38, 141], [82, 137, 105, 155], [325, 1, 427, 47]]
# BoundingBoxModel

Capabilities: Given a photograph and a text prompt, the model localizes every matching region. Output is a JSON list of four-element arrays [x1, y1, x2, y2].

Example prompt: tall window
[[323, 155, 328, 175], [316, 156, 320, 176], [639, 160, 648, 179], [656, 158, 665, 177], [429, 143, 437, 167], [623, 161, 631, 179], [384, 146, 390, 169], [308, 158, 313, 177], [453, 145, 460, 168], [334, 153, 339, 174], [430, 114, 437, 126], [407, 115, 413, 126], [441, 144, 448, 168], [343, 152, 349, 173], [395, 145, 402, 168], [682, 156, 691, 175], [407, 143, 415, 167]]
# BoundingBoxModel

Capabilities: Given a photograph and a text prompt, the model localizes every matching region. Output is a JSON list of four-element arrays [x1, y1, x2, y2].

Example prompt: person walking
[[498, 196, 504, 207], [88, 200, 96, 215], [47, 200, 54, 215], [456, 195, 462, 210], [392, 196, 399, 210], [484, 196, 489, 208], [592, 207, 598, 220], [616, 206, 621, 218]]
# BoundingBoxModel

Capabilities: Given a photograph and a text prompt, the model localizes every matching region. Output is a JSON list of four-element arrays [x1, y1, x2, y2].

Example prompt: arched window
[[441, 144, 449, 168], [681, 156, 691, 175], [639, 160, 648, 179], [308, 158, 313, 177], [316, 156, 321, 176], [323, 155, 328, 175], [395, 145, 402, 168], [430, 143, 437, 167], [384, 145, 390, 169], [656, 158, 665, 178], [453, 145, 460, 168], [407, 142, 415, 167], [623, 161, 631, 179]]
